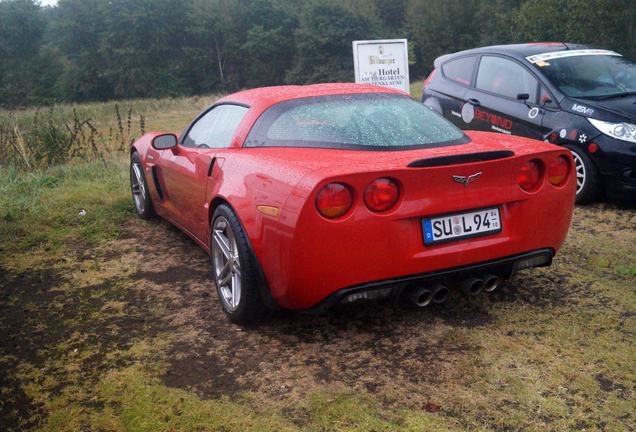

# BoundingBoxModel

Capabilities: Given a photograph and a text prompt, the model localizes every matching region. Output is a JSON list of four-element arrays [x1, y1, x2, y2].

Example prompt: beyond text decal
[[474, 108, 513, 131]]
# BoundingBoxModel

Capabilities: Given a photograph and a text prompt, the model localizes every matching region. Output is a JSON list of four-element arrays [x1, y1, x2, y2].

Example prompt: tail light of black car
[[422, 69, 437, 93]]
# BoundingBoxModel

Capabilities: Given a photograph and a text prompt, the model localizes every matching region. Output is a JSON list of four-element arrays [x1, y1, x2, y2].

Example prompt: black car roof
[[434, 42, 590, 68]]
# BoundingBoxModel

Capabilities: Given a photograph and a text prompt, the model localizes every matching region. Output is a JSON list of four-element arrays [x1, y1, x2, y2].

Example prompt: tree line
[[0, 0, 634, 107]]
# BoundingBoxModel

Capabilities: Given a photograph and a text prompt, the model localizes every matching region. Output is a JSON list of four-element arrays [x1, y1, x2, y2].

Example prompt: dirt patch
[[2, 203, 635, 430], [0, 257, 163, 430]]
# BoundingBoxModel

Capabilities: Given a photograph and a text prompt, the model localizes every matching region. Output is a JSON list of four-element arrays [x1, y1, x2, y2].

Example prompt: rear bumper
[[269, 187, 573, 309], [308, 248, 553, 312]]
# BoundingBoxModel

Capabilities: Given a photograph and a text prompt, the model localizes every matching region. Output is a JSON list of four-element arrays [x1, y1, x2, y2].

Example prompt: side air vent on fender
[[407, 150, 514, 168], [151, 166, 164, 200]]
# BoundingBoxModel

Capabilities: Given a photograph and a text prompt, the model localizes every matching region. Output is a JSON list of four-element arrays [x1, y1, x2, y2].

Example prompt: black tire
[[130, 152, 155, 219], [210, 204, 268, 324], [565, 146, 601, 205]]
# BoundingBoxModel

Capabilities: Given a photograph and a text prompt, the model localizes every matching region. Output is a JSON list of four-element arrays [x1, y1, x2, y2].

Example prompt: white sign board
[[353, 39, 410, 94]]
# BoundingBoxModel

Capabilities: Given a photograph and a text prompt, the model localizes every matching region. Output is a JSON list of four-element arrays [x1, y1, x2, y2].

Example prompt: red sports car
[[129, 83, 575, 323]]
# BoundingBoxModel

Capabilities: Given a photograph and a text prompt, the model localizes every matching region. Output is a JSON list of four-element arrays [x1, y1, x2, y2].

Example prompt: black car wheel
[[565, 146, 601, 204], [130, 152, 155, 219], [210, 204, 268, 324]]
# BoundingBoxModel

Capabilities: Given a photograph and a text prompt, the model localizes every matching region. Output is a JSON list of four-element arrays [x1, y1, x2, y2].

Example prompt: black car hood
[[562, 95, 636, 123]]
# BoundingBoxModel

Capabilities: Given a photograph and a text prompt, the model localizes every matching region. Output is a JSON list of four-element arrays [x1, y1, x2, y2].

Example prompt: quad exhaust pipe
[[406, 275, 501, 307], [407, 283, 449, 308]]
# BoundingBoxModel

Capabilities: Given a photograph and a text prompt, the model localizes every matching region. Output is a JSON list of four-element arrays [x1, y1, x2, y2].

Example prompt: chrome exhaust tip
[[483, 274, 500, 293], [461, 277, 484, 296], [407, 286, 434, 308], [432, 284, 450, 304]]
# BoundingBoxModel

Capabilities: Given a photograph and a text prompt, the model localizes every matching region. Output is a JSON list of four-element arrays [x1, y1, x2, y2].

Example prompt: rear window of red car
[[244, 93, 468, 150]]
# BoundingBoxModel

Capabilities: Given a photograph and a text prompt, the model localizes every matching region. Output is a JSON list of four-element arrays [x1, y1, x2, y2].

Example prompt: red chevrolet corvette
[[130, 83, 575, 323]]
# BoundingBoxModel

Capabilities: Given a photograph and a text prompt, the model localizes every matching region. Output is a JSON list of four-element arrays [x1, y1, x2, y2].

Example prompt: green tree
[[289, 0, 378, 83], [514, 0, 636, 59], [0, 0, 52, 105], [406, 0, 481, 77], [51, 0, 113, 101]]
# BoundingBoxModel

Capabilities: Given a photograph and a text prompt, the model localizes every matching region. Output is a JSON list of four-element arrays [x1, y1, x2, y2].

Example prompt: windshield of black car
[[535, 55, 636, 99], [244, 93, 468, 150]]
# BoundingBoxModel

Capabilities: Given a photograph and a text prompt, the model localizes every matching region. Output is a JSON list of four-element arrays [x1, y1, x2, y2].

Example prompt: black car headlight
[[588, 118, 636, 143]]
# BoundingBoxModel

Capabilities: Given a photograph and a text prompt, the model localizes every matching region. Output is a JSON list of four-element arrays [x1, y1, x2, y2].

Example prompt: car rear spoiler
[[407, 150, 514, 168]]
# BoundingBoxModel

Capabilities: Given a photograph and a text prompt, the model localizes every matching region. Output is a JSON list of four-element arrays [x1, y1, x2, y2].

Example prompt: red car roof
[[217, 83, 407, 110]]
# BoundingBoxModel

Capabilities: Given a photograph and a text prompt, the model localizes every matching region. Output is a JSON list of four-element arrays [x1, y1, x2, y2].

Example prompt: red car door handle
[[468, 98, 481, 107]]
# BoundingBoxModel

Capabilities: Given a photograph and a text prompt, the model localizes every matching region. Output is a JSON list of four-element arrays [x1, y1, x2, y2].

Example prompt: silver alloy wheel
[[571, 150, 586, 195], [131, 162, 146, 213], [211, 216, 242, 312]]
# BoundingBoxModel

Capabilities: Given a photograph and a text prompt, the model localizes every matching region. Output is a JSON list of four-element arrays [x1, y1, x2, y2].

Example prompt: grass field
[[1, 84, 635, 432]]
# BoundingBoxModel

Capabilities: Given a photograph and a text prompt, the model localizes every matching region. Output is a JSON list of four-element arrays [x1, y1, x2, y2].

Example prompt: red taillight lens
[[364, 178, 400, 212], [547, 155, 570, 186], [316, 183, 353, 218], [517, 160, 543, 191], [422, 69, 437, 92]]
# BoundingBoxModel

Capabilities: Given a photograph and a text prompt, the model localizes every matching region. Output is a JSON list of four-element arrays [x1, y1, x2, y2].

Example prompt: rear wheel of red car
[[210, 204, 268, 324], [566, 146, 601, 205], [130, 152, 155, 219]]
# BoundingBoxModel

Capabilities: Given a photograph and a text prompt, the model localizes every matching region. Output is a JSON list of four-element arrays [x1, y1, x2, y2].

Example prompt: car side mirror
[[516, 93, 530, 101], [151, 133, 178, 150]]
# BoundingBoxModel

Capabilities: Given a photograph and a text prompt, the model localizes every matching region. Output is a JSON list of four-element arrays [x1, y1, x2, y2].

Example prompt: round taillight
[[517, 160, 543, 191], [547, 155, 570, 186], [316, 183, 353, 218], [364, 178, 400, 212]]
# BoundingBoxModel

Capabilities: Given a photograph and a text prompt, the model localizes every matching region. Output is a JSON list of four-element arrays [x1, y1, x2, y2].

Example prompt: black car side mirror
[[516, 93, 530, 101], [151, 133, 178, 150]]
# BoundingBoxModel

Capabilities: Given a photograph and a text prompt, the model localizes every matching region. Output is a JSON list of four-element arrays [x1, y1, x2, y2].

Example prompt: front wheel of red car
[[130, 152, 155, 219], [210, 204, 268, 324]]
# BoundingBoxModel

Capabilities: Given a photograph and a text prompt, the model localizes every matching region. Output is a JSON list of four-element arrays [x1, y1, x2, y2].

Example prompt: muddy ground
[[1, 203, 635, 431]]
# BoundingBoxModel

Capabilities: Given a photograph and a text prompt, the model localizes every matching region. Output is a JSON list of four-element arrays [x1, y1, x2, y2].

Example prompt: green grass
[[0, 160, 131, 265], [41, 363, 464, 432]]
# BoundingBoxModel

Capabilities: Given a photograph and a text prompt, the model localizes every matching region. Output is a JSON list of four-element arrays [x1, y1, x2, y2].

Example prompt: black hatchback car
[[421, 43, 636, 203]]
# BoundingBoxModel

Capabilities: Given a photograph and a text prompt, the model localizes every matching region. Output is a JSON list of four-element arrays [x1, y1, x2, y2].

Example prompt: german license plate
[[422, 207, 501, 245]]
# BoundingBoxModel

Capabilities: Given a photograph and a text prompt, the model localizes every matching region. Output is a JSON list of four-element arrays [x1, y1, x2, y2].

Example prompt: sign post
[[352, 39, 410, 94]]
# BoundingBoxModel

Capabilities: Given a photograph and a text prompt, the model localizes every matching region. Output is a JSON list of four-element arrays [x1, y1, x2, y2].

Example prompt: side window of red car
[[183, 104, 248, 148], [476, 56, 538, 103], [442, 56, 476, 86]]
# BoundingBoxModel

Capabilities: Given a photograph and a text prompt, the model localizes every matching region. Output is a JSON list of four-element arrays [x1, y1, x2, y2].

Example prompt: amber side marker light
[[364, 178, 400, 212], [316, 183, 353, 218], [547, 155, 570, 186], [517, 160, 543, 191]]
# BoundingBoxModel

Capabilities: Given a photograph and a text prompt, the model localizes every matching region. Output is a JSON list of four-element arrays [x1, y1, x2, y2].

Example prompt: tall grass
[[0, 105, 144, 170], [0, 93, 220, 171]]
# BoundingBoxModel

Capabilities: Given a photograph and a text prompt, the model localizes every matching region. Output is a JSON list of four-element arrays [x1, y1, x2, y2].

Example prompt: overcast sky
[[40, 0, 58, 6]]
